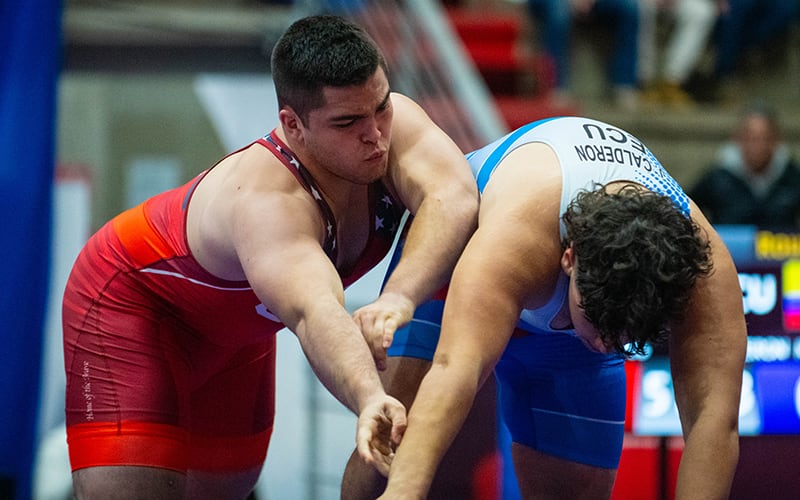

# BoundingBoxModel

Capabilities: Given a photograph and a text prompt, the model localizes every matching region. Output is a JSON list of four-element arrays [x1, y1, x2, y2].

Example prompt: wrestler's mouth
[[366, 150, 387, 162]]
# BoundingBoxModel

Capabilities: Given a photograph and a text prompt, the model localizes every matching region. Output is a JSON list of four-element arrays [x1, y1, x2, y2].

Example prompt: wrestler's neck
[[551, 300, 573, 330]]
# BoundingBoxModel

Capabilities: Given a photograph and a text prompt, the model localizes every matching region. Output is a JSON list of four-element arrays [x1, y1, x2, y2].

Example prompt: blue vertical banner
[[0, 0, 63, 499]]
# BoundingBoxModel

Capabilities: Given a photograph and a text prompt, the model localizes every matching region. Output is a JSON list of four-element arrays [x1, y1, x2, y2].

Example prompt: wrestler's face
[[561, 246, 616, 354], [296, 68, 393, 185], [737, 114, 777, 175]]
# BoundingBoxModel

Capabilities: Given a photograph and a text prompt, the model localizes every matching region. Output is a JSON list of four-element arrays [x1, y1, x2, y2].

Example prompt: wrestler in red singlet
[[62, 130, 405, 475]]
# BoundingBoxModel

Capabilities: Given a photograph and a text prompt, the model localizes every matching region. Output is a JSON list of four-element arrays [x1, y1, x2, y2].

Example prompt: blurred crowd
[[690, 99, 800, 231], [518, 0, 800, 230], [521, 0, 800, 110]]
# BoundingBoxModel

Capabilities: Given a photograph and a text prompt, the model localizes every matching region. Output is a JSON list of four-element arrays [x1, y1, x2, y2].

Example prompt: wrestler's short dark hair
[[270, 15, 388, 124], [561, 184, 713, 356]]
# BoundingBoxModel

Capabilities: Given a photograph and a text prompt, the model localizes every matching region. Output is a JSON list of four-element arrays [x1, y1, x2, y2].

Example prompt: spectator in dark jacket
[[690, 100, 800, 231]]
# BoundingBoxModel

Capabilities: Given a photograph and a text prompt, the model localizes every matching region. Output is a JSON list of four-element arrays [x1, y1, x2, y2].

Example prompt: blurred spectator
[[713, 0, 800, 101], [689, 100, 800, 230], [638, 0, 720, 108], [526, 0, 640, 109]]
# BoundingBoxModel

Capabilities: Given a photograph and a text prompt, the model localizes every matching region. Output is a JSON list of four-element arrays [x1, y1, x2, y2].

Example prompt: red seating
[[445, 6, 579, 129]]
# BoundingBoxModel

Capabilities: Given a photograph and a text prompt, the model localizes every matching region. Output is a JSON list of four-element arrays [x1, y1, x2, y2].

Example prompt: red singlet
[[62, 131, 405, 473]]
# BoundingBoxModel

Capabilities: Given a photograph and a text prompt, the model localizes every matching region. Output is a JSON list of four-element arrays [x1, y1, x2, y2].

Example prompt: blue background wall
[[0, 1, 63, 498]]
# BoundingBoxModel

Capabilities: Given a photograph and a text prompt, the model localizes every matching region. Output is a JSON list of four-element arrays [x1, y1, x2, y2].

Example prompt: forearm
[[382, 364, 478, 497], [675, 419, 739, 499], [297, 304, 387, 414], [382, 193, 477, 307]]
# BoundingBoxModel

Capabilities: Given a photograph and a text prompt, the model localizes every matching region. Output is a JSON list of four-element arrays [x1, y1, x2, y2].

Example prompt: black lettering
[[631, 139, 646, 155], [606, 127, 627, 144], [582, 123, 606, 140], [623, 150, 633, 165]]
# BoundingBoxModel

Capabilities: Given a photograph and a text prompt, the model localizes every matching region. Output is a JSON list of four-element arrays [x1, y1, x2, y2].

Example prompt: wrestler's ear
[[279, 106, 304, 144], [560, 243, 576, 275]]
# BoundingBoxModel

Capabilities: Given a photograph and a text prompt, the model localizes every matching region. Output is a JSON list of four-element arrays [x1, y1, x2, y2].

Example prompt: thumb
[[385, 399, 408, 445]]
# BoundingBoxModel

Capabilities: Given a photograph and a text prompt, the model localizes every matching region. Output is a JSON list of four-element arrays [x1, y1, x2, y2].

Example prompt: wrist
[[378, 289, 416, 309]]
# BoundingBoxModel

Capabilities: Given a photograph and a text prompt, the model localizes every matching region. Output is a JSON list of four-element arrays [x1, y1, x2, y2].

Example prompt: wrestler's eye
[[333, 119, 357, 128]]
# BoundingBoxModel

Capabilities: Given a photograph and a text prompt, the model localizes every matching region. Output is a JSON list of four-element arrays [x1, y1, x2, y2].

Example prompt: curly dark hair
[[270, 15, 388, 124], [561, 184, 713, 356]]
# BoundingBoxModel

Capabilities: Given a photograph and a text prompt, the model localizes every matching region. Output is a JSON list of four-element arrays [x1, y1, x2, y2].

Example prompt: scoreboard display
[[630, 225, 800, 436]]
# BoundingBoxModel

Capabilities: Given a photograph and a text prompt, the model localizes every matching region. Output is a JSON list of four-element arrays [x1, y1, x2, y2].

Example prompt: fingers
[[353, 308, 389, 370], [355, 397, 408, 478], [384, 397, 408, 445], [353, 307, 402, 371], [356, 414, 393, 477], [375, 350, 388, 372], [370, 449, 393, 477]]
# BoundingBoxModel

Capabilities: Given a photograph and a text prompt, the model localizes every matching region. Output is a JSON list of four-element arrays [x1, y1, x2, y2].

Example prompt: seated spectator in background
[[526, 0, 640, 109], [689, 99, 800, 230], [713, 0, 800, 101], [638, 0, 720, 108]]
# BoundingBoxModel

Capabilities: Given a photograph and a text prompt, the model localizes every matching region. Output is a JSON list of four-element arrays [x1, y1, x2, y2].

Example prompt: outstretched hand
[[353, 292, 415, 370], [356, 395, 407, 477]]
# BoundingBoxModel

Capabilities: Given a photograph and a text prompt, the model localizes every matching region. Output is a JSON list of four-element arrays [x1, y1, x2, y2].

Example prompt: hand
[[353, 291, 415, 370], [356, 395, 407, 477]]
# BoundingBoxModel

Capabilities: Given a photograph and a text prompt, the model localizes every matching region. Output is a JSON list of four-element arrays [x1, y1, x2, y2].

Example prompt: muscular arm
[[669, 203, 747, 500], [379, 225, 526, 498], [378, 150, 563, 497], [354, 93, 479, 356], [232, 179, 397, 419]]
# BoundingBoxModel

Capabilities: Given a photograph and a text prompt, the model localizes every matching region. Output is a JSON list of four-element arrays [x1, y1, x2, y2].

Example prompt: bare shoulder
[[686, 197, 714, 234], [192, 142, 311, 223], [480, 142, 562, 222], [474, 142, 564, 306], [387, 92, 440, 145], [384, 92, 473, 210], [187, 143, 321, 280], [388, 92, 421, 116]]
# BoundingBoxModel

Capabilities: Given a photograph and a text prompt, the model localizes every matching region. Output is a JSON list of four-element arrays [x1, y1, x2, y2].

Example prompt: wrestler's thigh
[[511, 443, 616, 500], [64, 297, 187, 427], [383, 299, 443, 408], [72, 465, 186, 500], [380, 355, 432, 409], [186, 466, 263, 500], [174, 343, 274, 500], [496, 333, 626, 470]]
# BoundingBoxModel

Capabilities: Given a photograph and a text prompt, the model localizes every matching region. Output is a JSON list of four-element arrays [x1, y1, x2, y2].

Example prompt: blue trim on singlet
[[475, 117, 560, 192]]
